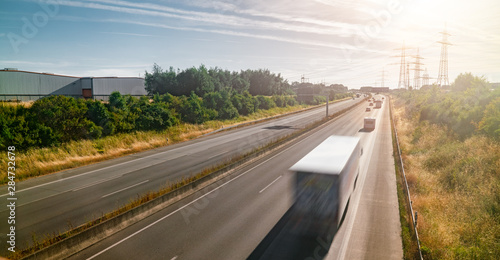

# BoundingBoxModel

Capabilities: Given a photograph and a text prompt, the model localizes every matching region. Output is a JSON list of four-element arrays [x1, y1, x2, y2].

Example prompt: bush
[[108, 92, 136, 133], [0, 105, 34, 150], [86, 99, 115, 136], [136, 102, 178, 130], [203, 91, 239, 120], [30, 95, 101, 142], [231, 91, 256, 115], [256, 95, 276, 110], [478, 97, 500, 140], [180, 92, 217, 124]]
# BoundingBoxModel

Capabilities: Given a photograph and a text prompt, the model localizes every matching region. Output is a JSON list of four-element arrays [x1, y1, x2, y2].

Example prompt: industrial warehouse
[[0, 68, 147, 101]]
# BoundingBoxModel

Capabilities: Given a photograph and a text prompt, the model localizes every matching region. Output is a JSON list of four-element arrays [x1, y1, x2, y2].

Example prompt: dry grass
[[0, 104, 312, 184], [393, 97, 500, 259], [0, 101, 34, 107]]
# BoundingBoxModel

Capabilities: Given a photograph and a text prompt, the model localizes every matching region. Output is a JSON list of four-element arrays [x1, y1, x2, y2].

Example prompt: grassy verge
[[389, 98, 420, 259], [0, 104, 315, 184], [392, 96, 500, 259]]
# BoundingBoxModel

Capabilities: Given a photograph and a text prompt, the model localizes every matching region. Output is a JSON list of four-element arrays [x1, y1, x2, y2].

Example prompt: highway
[[67, 95, 403, 260], [0, 98, 362, 255]]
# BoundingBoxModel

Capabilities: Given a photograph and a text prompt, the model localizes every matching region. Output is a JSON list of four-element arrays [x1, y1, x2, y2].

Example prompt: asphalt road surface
[[67, 95, 403, 260], [0, 98, 362, 255]]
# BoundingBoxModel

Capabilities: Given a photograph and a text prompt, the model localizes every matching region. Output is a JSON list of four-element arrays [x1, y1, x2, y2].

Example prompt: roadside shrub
[[86, 99, 115, 136], [0, 105, 34, 150], [203, 91, 239, 119], [30, 95, 101, 143], [180, 92, 217, 124]]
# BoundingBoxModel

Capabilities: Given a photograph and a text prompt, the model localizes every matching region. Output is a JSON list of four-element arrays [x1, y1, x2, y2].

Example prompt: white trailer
[[288, 136, 361, 237]]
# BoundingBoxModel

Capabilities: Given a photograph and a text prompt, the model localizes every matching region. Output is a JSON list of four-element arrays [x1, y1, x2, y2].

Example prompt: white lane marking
[[101, 180, 150, 198], [207, 150, 228, 160], [86, 129, 316, 260], [171, 256, 178, 260], [72, 175, 123, 192], [259, 175, 282, 193]]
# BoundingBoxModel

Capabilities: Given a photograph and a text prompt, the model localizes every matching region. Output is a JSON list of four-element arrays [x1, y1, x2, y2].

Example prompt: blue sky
[[1, 0, 499, 88]]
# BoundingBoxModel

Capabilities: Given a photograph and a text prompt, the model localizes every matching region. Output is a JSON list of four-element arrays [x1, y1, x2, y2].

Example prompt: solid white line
[[207, 150, 228, 160], [101, 180, 149, 198], [86, 131, 314, 260], [72, 175, 123, 192], [259, 175, 282, 193]]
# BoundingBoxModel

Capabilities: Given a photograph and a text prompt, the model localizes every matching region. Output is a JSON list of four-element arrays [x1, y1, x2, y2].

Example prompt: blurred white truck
[[288, 136, 361, 237]]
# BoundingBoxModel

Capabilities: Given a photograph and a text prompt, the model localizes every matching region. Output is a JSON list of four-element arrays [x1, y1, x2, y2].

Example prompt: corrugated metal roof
[[0, 69, 80, 78]]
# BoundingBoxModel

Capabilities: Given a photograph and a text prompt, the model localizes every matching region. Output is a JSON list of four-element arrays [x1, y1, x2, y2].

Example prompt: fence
[[389, 97, 423, 259]]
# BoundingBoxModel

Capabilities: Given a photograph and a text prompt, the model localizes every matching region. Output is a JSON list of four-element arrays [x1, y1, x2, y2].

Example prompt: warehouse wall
[[92, 77, 146, 96], [0, 70, 146, 101], [0, 70, 81, 100]]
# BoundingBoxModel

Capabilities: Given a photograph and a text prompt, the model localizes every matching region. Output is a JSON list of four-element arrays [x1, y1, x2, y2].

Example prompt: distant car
[[369, 103, 373, 106], [382, 97, 385, 99], [366, 107, 371, 112]]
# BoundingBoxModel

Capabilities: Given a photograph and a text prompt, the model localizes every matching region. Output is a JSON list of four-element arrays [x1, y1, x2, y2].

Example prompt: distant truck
[[289, 136, 362, 237], [364, 117, 376, 131], [375, 100, 382, 108]]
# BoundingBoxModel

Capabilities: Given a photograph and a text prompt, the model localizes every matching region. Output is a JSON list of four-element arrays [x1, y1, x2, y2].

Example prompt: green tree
[[180, 92, 217, 124], [30, 95, 101, 142], [108, 92, 136, 133], [135, 100, 178, 130], [203, 91, 239, 120], [256, 95, 276, 110], [86, 99, 115, 136], [478, 97, 500, 140], [0, 105, 35, 150], [231, 91, 256, 115], [144, 63, 177, 95]]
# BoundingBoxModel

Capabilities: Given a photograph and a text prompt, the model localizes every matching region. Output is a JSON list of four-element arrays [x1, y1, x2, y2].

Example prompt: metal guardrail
[[389, 96, 424, 260]]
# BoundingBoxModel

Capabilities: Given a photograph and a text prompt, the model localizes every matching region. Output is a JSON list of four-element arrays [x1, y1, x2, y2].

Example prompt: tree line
[[0, 91, 299, 150], [394, 72, 500, 140], [144, 64, 293, 97]]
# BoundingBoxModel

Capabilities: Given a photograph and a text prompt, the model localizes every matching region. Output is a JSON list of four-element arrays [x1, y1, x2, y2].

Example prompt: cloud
[[99, 31, 157, 37], [57, 0, 358, 36]]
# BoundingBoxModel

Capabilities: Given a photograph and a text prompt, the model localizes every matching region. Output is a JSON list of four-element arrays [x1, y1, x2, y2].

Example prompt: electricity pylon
[[437, 25, 452, 86]]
